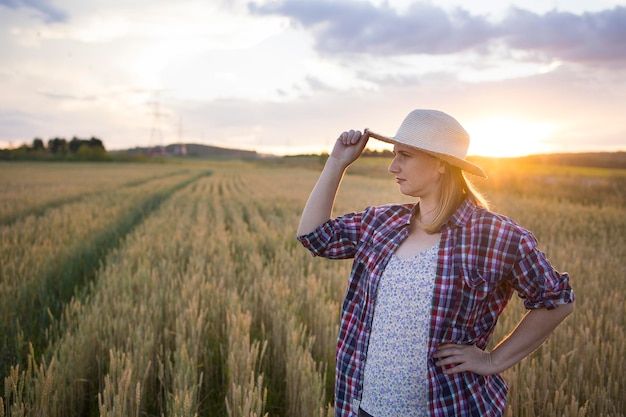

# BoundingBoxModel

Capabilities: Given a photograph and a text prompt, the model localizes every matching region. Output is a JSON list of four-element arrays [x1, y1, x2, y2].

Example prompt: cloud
[[249, 0, 626, 64], [0, 0, 67, 22], [502, 7, 626, 64], [249, 0, 495, 54], [38, 91, 97, 102]]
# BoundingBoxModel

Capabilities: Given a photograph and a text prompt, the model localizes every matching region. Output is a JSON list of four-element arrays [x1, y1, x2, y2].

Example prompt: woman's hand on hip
[[433, 343, 496, 376]]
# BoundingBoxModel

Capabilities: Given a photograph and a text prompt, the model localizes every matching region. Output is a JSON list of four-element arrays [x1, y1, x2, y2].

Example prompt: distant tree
[[0, 135, 111, 161], [32, 138, 45, 151], [76, 144, 111, 161], [48, 137, 68, 154], [69, 137, 82, 154], [67, 136, 106, 154], [88, 137, 105, 150]]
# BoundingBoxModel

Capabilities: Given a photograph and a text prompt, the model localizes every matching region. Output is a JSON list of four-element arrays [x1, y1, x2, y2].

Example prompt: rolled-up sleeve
[[297, 212, 363, 260], [510, 232, 575, 309]]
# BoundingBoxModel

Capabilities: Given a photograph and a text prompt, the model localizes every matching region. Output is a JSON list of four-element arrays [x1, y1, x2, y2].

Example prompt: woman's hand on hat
[[330, 129, 369, 168]]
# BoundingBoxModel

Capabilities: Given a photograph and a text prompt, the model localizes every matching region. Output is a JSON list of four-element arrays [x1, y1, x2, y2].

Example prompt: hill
[[115, 143, 260, 159]]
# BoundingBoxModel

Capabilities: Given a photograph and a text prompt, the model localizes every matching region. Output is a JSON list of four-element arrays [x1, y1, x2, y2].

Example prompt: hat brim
[[366, 129, 487, 178]]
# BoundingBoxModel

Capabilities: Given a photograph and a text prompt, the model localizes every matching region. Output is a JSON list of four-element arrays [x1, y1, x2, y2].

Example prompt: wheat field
[[0, 159, 624, 417]]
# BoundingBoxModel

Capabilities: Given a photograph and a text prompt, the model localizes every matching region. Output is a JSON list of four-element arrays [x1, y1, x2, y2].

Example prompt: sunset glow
[[467, 118, 560, 157]]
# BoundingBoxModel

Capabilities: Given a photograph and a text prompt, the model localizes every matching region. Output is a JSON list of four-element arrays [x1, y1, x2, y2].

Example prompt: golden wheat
[[0, 159, 624, 416]]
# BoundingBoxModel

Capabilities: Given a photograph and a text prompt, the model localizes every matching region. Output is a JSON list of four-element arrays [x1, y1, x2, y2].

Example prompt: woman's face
[[388, 143, 445, 198]]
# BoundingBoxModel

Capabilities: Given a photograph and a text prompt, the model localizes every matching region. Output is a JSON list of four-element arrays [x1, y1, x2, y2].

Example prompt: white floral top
[[359, 244, 438, 417]]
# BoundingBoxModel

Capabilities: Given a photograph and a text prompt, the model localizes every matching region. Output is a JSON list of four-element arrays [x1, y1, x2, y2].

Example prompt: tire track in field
[[2, 170, 212, 379], [0, 169, 190, 227]]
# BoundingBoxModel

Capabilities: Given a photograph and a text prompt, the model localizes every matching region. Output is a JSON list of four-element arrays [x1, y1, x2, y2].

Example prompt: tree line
[[0, 136, 111, 161]]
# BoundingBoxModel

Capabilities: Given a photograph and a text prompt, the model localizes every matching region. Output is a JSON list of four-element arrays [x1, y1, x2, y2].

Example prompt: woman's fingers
[[433, 343, 495, 376], [330, 129, 369, 165], [338, 129, 365, 145]]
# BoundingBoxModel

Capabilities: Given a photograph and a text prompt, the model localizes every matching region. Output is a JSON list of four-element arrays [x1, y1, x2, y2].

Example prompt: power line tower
[[175, 116, 187, 155], [147, 91, 166, 156]]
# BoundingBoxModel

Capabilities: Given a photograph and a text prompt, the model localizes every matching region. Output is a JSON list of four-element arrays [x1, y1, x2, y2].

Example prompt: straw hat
[[367, 109, 487, 178]]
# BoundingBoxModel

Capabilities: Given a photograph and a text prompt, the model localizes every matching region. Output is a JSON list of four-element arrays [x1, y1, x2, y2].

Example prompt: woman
[[296, 109, 574, 417]]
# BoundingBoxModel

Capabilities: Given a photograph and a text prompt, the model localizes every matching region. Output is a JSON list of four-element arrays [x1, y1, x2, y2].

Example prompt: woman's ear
[[438, 159, 447, 174]]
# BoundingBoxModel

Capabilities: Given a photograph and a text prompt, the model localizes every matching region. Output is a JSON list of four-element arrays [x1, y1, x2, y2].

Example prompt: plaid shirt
[[298, 197, 574, 417]]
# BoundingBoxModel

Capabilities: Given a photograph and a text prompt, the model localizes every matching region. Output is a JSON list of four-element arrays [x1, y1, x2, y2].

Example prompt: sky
[[1, 0, 625, 157]]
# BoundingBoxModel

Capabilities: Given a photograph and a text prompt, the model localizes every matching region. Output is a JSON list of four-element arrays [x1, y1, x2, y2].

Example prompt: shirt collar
[[404, 198, 476, 232], [446, 197, 477, 230], [406, 203, 419, 227]]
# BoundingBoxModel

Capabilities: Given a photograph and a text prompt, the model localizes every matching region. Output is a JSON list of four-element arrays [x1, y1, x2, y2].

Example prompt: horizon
[[1, 0, 625, 158], [3, 137, 626, 160]]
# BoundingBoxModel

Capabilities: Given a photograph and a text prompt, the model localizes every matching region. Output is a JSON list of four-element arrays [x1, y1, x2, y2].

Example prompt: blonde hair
[[418, 163, 490, 234]]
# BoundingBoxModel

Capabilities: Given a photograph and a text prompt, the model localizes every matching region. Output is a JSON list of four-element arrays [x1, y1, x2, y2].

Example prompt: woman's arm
[[297, 130, 369, 236], [433, 302, 574, 375]]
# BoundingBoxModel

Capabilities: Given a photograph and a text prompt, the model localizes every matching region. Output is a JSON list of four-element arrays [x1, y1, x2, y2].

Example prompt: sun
[[465, 117, 559, 157]]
